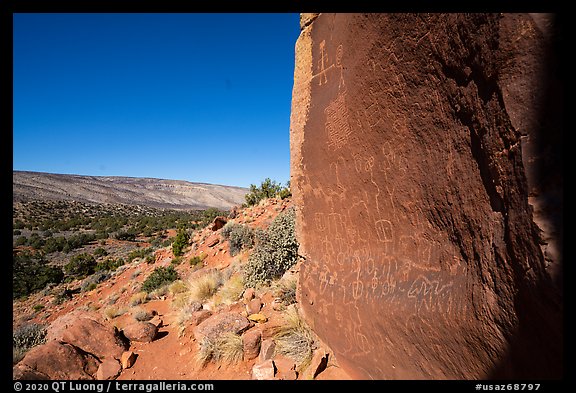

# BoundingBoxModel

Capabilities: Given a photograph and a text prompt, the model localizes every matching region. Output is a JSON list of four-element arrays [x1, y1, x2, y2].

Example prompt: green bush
[[244, 178, 283, 207], [93, 247, 108, 258], [127, 247, 153, 262], [64, 253, 96, 278], [141, 266, 179, 293], [172, 229, 190, 257], [189, 255, 203, 266], [243, 207, 299, 287], [222, 223, 253, 256], [95, 257, 125, 272], [13, 253, 64, 299]]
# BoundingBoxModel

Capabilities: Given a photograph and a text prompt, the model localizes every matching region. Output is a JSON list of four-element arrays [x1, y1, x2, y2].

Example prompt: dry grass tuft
[[196, 332, 243, 366], [103, 305, 126, 320], [273, 304, 315, 371], [188, 270, 223, 303], [129, 291, 149, 306]]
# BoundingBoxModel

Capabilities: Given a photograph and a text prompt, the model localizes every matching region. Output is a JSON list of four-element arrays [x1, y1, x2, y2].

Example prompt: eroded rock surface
[[291, 13, 562, 379]]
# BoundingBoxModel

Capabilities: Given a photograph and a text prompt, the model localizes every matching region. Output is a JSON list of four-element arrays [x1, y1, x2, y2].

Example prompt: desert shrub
[[33, 304, 45, 312], [93, 247, 108, 258], [172, 229, 190, 257], [189, 255, 203, 266], [145, 254, 155, 264], [80, 271, 110, 292], [171, 256, 183, 265], [244, 178, 283, 207], [141, 266, 179, 293], [42, 236, 67, 253], [127, 247, 153, 262], [115, 230, 136, 242], [95, 257, 125, 272], [243, 207, 298, 287], [13, 323, 47, 363], [221, 223, 253, 257], [273, 305, 315, 371], [168, 280, 189, 295], [278, 181, 291, 199], [13, 229, 21, 235], [64, 253, 96, 278], [13, 253, 64, 299], [14, 236, 27, 247]]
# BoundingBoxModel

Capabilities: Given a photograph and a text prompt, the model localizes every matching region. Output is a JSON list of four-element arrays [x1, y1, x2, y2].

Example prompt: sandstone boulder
[[195, 312, 250, 342], [14, 341, 98, 380], [122, 322, 158, 343], [46, 311, 126, 360], [96, 359, 121, 380], [211, 216, 227, 231]]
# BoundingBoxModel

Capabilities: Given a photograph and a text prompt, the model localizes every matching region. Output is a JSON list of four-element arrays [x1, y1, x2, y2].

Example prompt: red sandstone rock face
[[290, 13, 562, 379]]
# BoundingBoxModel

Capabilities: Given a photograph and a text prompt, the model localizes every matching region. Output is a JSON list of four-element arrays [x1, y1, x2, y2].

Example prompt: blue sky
[[13, 13, 300, 188]]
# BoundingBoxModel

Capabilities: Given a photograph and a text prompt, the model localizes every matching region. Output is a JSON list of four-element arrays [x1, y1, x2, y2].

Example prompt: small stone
[[303, 349, 329, 379], [259, 339, 276, 362], [246, 298, 262, 315], [190, 310, 212, 326], [274, 355, 298, 380], [207, 237, 219, 248], [121, 351, 137, 369], [251, 359, 276, 380], [242, 329, 262, 360], [96, 359, 121, 380], [248, 313, 267, 324], [243, 288, 255, 303], [149, 316, 163, 328]]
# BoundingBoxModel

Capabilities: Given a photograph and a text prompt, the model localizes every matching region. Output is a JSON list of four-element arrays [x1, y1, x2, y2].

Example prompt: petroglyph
[[325, 92, 352, 150]]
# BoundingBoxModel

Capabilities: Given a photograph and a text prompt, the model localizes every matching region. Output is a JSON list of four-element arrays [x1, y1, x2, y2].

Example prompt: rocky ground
[[13, 197, 350, 380]]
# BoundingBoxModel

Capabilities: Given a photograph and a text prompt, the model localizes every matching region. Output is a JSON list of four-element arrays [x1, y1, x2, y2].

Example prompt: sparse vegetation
[[13, 323, 47, 364], [129, 291, 149, 306], [273, 305, 315, 371], [188, 270, 223, 302], [141, 266, 179, 293], [243, 207, 299, 287], [13, 252, 64, 298], [64, 253, 96, 278], [172, 229, 190, 257], [131, 307, 153, 322], [196, 333, 244, 366], [212, 273, 244, 307], [221, 223, 254, 256], [244, 178, 290, 207], [103, 305, 126, 320]]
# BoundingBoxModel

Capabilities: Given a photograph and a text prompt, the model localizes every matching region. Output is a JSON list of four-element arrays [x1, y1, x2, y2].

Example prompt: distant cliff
[[290, 13, 562, 379], [13, 171, 248, 210]]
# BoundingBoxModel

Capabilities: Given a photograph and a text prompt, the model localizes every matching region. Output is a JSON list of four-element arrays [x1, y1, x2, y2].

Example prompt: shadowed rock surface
[[291, 13, 562, 379], [13, 170, 248, 210]]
